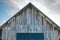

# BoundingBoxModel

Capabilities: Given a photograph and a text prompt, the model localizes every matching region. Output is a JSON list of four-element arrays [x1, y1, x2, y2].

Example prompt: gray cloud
[[37, 0, 60, 13], [50, 4, 60, 13]]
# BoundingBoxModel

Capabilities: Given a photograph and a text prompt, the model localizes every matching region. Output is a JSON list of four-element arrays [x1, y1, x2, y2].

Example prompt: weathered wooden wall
[[2, 6, 59, 40]]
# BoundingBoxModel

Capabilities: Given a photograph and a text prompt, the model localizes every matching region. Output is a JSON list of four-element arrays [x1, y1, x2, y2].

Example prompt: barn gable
[[0, 2, 60, 40], [0, 2, 60, 30]]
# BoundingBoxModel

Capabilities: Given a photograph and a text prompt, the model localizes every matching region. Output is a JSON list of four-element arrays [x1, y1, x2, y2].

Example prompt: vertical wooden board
[[2, 28, 5, 40], [27, 8, 32, 25], [9, 31, 16, 40], [13, 31, 16, 40], [50, 31, 58, 40], [23, 10, 27, 25], [54, 31, 59, 40], [16, 24, 19, 32], [42, 18, 47, 32], [2, 26, 8, 40], [5, 28, 8, 40], [16, 15, 20, 25]]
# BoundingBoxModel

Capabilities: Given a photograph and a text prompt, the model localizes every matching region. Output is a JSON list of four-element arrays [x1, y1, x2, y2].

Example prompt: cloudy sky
[[0, 0, 60, 26]]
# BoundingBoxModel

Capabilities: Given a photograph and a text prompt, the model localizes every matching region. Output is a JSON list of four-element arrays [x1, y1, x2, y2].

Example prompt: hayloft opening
[[16, 33, 44, 40]]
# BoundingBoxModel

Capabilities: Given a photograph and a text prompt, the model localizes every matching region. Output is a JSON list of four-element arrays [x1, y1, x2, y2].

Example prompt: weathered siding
[[2, 6, 59, 40]]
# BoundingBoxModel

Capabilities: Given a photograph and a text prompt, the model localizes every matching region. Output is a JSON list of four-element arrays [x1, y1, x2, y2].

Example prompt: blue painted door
[[16, 33, 44, 40]]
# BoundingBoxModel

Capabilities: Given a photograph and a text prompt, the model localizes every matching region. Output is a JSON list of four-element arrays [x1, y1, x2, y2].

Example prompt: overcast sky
[[0, 0, 60, 26]]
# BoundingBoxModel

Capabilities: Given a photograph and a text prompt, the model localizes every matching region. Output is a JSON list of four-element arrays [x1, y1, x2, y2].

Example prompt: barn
[[0, 2, 60, 40]]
